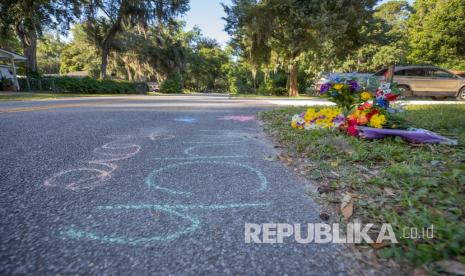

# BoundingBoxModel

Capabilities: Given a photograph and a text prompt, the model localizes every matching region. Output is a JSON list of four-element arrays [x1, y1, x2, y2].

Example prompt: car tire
[[457, 87, 465, 101], [398, 85, 412, 98]]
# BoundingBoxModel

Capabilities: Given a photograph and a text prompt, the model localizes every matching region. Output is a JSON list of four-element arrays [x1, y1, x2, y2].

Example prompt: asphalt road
[[0, 95, 362, 275]]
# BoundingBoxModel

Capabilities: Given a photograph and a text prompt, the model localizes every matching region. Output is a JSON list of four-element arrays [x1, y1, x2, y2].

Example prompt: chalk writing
[[218, 115, 256, 122], [44, 135, 141, 191], [145, 161, 268, 196], [174, 117, 197, 123], [64, 203, 270, 245], [58, 129, 272, 245]]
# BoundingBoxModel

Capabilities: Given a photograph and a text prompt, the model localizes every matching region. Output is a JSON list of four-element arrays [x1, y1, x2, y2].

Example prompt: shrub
[[257, 79, 273, 95], [160, 76, 183, 93], [51, 76, 147, 94], [272, 87, 288, 96]]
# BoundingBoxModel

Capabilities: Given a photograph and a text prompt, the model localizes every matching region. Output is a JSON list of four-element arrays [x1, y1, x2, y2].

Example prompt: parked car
[[314, 72, 373, 92], [0, 65, 17, 91], [146, 81, 160, 92], [373, 65, 465, 101]]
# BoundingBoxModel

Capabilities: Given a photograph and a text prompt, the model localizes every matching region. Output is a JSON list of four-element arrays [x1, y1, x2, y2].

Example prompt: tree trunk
[[100, 48, 110, 79], [16, 24, 38, 75], [99, 3, 124, 79], [125, 64, 133, 81], [251, 68, 257, 92], [288, 62, 299, 97], [24, 35, 37, 75]]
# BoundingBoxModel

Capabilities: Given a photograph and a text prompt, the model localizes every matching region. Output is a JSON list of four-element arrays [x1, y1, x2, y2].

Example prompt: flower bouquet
[[291, 107, 345, 130], [319, 78, 364, 114], [291, 79, 457, 145]]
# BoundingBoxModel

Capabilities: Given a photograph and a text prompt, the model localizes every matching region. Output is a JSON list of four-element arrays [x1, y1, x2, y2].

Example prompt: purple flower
[[320, 83, 331, 94], [332, 115, 346, 124], [347, 80, 360, 91]]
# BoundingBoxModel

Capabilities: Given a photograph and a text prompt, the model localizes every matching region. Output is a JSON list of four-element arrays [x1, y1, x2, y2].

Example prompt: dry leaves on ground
[[341, 193, 354, 219]]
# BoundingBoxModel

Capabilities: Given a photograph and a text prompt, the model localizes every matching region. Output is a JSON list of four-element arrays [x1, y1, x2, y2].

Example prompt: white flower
[[380, 82, 391, 90]]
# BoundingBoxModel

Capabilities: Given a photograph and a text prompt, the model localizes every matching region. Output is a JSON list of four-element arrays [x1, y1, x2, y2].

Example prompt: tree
[[0, 0, 81, 75], [340, 0, 412, 72], [82, 0, 189, 79], [224, 0, 377, 96], [408, 0, 465, 69], [60, 25, 101, 77], [37, 33, 65, 74], [183, 30, 230, 92]]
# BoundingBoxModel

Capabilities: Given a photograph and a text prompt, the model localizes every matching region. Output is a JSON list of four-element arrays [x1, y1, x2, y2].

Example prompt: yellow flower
[[291, 120, 297, 129], [304, 108, 317, 122], [361, 92, 372, 101], [369, 114, 386, 128], [333, 84, 344, 91]]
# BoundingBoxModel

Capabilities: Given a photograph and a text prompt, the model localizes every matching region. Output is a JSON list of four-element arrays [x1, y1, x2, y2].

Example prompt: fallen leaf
[[330, 161, 339, 167], [341, 200, 353, 219], [319, 213, 330, 221], [341, 194, 353, 220], [317, 186, 331, 194], [435, 260, 465, 275], [371, 242, 389, 249], [341, 194, 352, 207], [411, 267, 429, 276], [278, 154, 293, 165], [383, 187, 396, 197]]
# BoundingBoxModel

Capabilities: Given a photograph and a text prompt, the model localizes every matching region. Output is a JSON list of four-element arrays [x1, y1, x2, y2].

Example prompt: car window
[[404, 68, 427, 77], [394, 70, 406, 76], [428, 69, 456, 79], [374, 69, 387, 76]]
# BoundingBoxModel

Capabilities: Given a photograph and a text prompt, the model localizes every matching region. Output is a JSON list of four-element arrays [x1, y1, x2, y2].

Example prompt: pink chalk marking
[[218, 115, 256, 122]]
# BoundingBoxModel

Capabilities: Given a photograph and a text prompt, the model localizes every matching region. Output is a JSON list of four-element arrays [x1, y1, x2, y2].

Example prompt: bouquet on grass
[[319, 78, 365, 115], [291, 78, 457, 145]]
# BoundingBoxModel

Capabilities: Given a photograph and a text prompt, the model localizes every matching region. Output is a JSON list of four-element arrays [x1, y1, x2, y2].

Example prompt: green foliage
[[260, 104, 465, 268], [51, 77, 146, 94], [183, 32, 231, 92], [408, 0, 465, 70], [224, 0, 377, 95], [160, 75, 183, 93], [59, 25, 101, 78], [37, 34, 65, 74], [0, 0, 81, 74]]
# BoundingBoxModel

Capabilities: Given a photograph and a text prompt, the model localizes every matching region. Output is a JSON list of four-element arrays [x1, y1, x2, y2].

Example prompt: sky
[[183, 0, 232, 47]]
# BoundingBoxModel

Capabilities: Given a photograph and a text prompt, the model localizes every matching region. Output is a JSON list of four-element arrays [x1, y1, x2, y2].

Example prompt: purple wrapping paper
[[358, 127, 458, 145]]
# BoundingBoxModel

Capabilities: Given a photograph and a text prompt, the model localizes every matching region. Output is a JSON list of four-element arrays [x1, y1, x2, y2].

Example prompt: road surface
[[0, 95, 398, 274]]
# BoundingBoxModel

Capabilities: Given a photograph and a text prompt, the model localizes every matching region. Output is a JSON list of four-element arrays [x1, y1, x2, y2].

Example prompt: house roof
[[0, 49, 27, 61]]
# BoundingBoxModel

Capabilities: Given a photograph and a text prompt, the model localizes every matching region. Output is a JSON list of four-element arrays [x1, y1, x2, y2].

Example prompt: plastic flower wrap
[[291, 107, 344, 130]]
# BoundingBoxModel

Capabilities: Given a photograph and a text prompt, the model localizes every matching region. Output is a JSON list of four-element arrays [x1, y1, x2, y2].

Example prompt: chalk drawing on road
[[174, 117, 197, 123], [183, 133, 247, 144], [64, 202, 270, 245], [44, 135, 141, 191], [145, 161, 268, 196], [218, 115, 256, 122], [183, 144, 247, 159], [149, 133, 176, 141]]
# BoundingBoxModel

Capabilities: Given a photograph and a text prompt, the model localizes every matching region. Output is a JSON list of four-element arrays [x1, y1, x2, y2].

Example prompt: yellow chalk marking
[[0, 99, 128, 113]]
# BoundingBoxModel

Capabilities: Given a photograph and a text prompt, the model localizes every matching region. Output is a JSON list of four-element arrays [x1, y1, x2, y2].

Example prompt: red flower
[[347, 119, 359, 136], [358, 102, 373, 111], [386, 93, 397, 101], [366, 109, 379, 121]]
